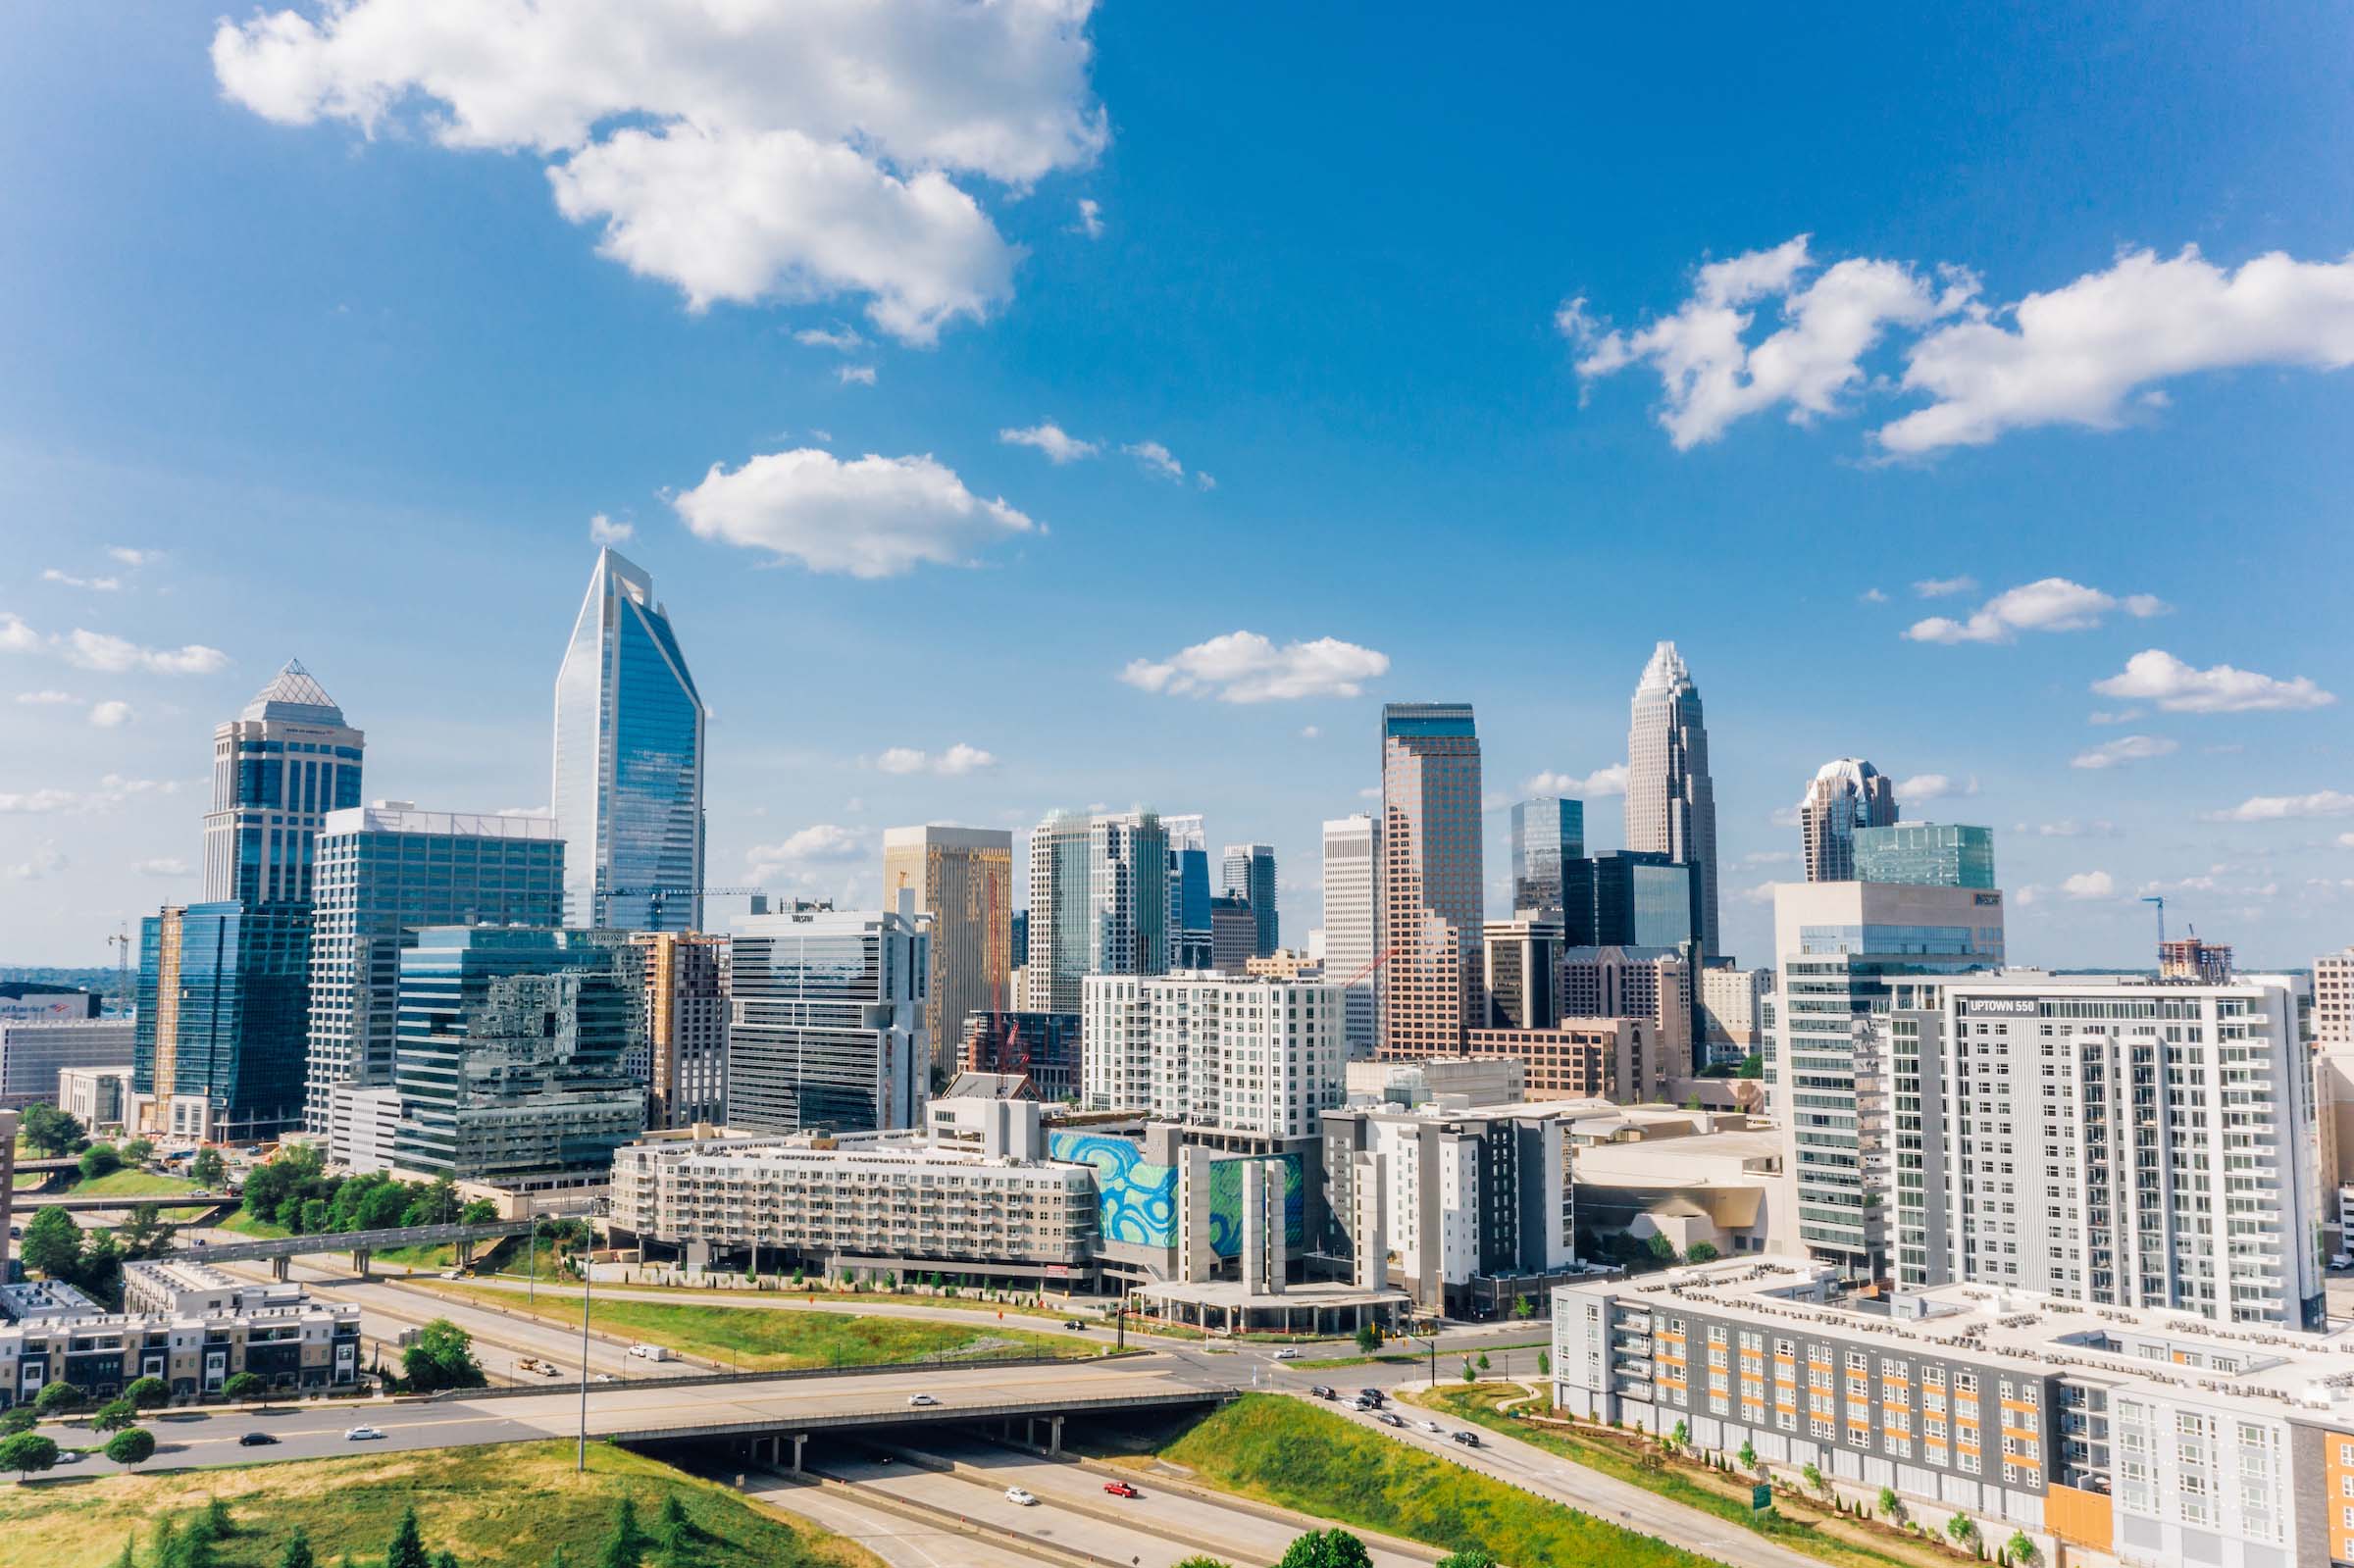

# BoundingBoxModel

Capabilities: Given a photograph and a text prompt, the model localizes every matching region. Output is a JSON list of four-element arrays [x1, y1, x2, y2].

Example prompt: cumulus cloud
[[876, 743, 998, 777], [1123, 440, 1188, 481], [1074, 198, 1103, 238], [6, 846, 65, 882], [998, 421, 1100, 464], [58, 629, 230, 676], [87, 700, 133, 729], [0, 789, 79, 814], [2072, 734, 2177, 771], [1913, 576, 1976, 598], [0, 776, 187, 815], [134, 857, 192, 878], [1896, 773, 1976, 802], [1524, 765, 1630, 799], [2206, 790, 2354, 823], [2091, 649, 2334, 714], [14, 691, 76, 706], [2339, 833, 2354, 849], [1120, 631, 1389, 703], [2021, 819, 2119, 838], [43, 569, 121, 591], [673, 448, 1038, 578], [1858, 587, 1889, 604], [836, 365, 879, 385], [211, 0, 1106, 344], [1904, 577, 2167, 644], [107, 546, 158, 567], [0, 614, 42, 653], [2087, 709, 2142, 726], [793, 326, 865, 352], [588, 513, 635, 546], [743, 822, 872, 883], [2061, 870, 2117, 900]]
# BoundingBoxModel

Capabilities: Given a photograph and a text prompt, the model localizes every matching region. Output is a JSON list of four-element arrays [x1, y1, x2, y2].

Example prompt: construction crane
[[595, 885, 765, 932], [106, 923, 132, 1012], [2141, 893, 2167, 949]]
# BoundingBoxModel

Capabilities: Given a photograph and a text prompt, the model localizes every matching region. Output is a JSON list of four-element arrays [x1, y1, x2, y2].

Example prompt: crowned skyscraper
[[1798, 757, 1897, 883], [203, 660, 364, 904], [1623, 642, 1720, 958], [553, 549, 706, 932]]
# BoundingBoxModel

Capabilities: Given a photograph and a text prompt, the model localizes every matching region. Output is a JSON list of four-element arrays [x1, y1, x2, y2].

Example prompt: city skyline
[[4, 7, 2352, 972]]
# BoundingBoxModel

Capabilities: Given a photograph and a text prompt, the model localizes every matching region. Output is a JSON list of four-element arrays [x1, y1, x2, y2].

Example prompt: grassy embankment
[[61, 1167, 214, 1221], [0, 1439, 877, 1568]]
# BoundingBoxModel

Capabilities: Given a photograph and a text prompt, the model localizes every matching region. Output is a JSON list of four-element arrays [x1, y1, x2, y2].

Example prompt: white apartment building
[[1320, 814, 1377, 1058], [1886, 971, 2322, 1328], [1697, 965, 1770, 1069], [1082, 973, 1344, 1138]]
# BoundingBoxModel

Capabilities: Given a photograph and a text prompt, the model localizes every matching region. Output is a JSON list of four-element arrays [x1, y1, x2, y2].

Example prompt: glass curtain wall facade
[[728, 904, 929, 1135], [1854, 823, 1997, 889], [1221, 843, 1279, 957], [1624, 641, 1721, 958], [133, 901, 312, 1140], [1162, 814, 1213, 969], [1510, 797, 1585, 913], [883, 825, 1013, 1087], [552, 549, 705, 932], [1022, 811, 1169, 1013], [1376, 703, 1485, 1060], [202, 661, 365, 905], [1593, 851, 1694, 949], [1798, 757, 1898, 883]]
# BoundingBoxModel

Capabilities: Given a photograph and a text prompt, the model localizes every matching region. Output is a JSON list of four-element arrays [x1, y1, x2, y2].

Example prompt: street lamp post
[[1417, 1335, 1436, 1390], [577, 1200, 601, 1473]]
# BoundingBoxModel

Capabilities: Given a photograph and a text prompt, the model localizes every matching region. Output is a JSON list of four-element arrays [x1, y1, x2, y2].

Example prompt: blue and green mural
[[1049, 1132, 1303, 1256]]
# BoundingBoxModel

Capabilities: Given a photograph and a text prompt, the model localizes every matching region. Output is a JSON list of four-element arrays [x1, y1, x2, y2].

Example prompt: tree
[[1170, 1559, 1233, 1568], [1354, 1323, 1381, 1354], [402, 1319, 486, 1392], [1460, 1358, 1476, 1384], [598, 1497, 645, 1568], [1438, 1553, 1500, 1568], [1536, 1350, 1550, 1377], [277, 1528, 317, 1568], [1801, 1462, 1828, 1496], [78, 1142, 122, 1183], [110, 1536, 136, 1568], [118, 1204, 174, 1258], [1684, 1241, 1720, 1264], [434, 1554, 461, 1568], [19, 1104, 85, 1157], [105, 1427, 157, 1468], [1946, 1514, 1978, 1547], [1475, 1351, 1491, 1374], [222, 1372, 269, 1407], [190, 1146, 227, 1189], [2003, 1530, 2037, 1565], [1512, 1294, 1535, 1320], [1735, 1052, 1764, 1080], [0, 1432, 59, 1481], [33, 1381, 86, 1417], [1667, 1418, 1689, 1454], [1275, 1528, 1375, 1568], [122, 1138, 156, 1164], [386, 1507, 432, 1568], [656, 1494, 691, 1554], [0, 1408, 33, 1436], [1644, 1233, 1676, 1263], [461, 1198, 499, 1225], [21, 1207, 81, 1280], [126, 1375, 170, 1411], [91, 1397, 138, 1433], [203, 1496, 233, 1537], [1737, 1439, 1758, 1472]]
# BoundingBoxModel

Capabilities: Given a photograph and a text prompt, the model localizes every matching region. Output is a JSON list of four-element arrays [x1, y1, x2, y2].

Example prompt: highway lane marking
[[164, 1413, 537, 1447]]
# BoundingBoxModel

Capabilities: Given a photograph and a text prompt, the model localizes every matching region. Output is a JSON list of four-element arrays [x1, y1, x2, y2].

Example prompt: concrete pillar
[[1262, 1157, 1288, 1295], [272, 1254, 291, 1283], [1241, 1161, 1267, 1297], [352, 1247, 371, 1277], [791, 1434, 805, 1473], [1353, 1152, 1387, 1289], [1049, 1415, 1063, 1455]]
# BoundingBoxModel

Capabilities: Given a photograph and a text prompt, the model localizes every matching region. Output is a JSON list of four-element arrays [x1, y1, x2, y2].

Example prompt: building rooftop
[[324, 803, 560, 840], [239, 658, 346, 725]]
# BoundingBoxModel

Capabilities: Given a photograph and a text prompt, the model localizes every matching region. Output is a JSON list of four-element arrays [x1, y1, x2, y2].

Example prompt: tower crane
[[2141, 893, 2167, 950], [107, 923, 132, 1012], [595, 885, 765, 932]]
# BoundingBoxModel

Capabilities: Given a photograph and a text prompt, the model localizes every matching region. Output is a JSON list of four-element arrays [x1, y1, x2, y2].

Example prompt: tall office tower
[[1081, 973, 1344, 1138], [553, 548, 706, 932], [1320, 814, 1378, 1059], [1221, 843, 1280, 957], [1509, 797, 1585, 913], [1009, 910, 1028, 970], [303, 803, 565, 1136], [728, 901, 929, 1135], [1769, 880, 2005, 1281], [1208, 894, 1256, 974], [390, 927, 646, 1187], [1162, 814, 1213, 970], [1483, 915, 1562, 1029], [133, 902, 312, 1140], [2312, 947, 2354, 1255], [2159, 936, 2233, 983], [1798, 757, 1896, 883], [1558, 945, 1691, 1082], [1022, 810, 1169, 1012], [1590, 850, 1694, 948], [1853, 823, 1995, 888], [882, 825, 1013, 1085], [202, 661, 365, 904], [632, 932, 729, 1129], [1886, 973, 2321, 1328], [1695, 964, 1770, 1069], [1376, 703, 1485, 1060], [1623, 642, 1720, 957], [2319, 947, 2354, 1047]]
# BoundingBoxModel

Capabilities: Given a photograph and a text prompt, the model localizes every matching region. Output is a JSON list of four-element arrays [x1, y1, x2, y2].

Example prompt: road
[[740, 1470, 1050, 1568]]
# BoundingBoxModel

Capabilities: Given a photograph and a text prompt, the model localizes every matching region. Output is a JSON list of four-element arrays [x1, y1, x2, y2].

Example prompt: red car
[[1102, 1481, 1141, 1498]]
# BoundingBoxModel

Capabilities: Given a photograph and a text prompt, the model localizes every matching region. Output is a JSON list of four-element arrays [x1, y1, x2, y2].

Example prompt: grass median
[[0, 1438, 876, 1568], [1133, 1391, 1725, 1568], [431, 1281, 1087, 1370]]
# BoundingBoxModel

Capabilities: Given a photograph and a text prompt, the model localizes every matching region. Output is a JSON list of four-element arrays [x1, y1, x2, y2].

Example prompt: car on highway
[[1357, 1388, 1386, 1405], [1451, 1430, 1482, 1447], [1270, 1346, 1300, 1359], [1060, 1319, 1088, 1330], [907, 1392, 939, 1407], [237, 1432, 279, 1447], [343, 1425, 385, 1442], [1004, 1487, 1038, 1506], [590, 1373, 616, 1384], [1346, 1395, 1372, 1410], [1102, 1481, 1140, 1498], [1374, 1411, 1406, 1428], [1417, 1419, 1444, 1434], [1308, 1384, 1336, 1399]]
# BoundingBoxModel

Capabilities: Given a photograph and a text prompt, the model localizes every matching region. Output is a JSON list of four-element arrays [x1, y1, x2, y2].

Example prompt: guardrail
[[183, 1218, 539, 1264], [435, 1349, 1140, 1403]]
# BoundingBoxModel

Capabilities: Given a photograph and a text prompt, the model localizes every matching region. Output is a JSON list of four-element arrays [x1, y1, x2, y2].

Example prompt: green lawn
[[67, 1168, 204, 1198], [217, 1210, 290, 1239], [435, 1284, 1087, 1371], [0, 1439, 878, 1568], [1146, 1392, 1723, 1568]]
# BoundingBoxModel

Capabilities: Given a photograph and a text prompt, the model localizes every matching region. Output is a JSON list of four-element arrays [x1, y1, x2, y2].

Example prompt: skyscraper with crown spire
[[1623, 641, 1720, 958], [201, 659, 365, 904]]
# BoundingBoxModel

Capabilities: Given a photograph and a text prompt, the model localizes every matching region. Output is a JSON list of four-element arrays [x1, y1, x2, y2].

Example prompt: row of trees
[[242, 1144, 494, 1237], [1171, 1531, 1500, 1568], [20, 1202, 173, 1307]]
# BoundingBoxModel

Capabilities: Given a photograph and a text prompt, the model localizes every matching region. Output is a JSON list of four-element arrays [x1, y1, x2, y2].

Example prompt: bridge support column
[[352, 1247, 371, 1278], [790, 1433, 805, 1474], [1048, 1415, 1063, 1456], [272, 1254, 290, 1283]]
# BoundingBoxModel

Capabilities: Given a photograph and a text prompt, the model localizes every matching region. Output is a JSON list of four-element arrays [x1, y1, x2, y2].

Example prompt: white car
[[1271, 1347, 1300, 1360], [907, 1392, 939, 1407], [1005, 1487, 1038, 1506], [344, 1425, 385, 1442], [1418, 1419, 1444, 1434]]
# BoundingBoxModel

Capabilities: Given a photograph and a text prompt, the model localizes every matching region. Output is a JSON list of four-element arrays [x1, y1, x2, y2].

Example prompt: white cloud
[[1195, 471, 1217, 491], [1524, 765, 1630, 799], [1074, 198, 1103, 238], [2091, 648, 2335, 714], [1733, 883, 1781, 907], [2207, 790, 2354, 823], [0, 789, 79, 814], [673, 448, 1038, 579], [1742, 849, 1799, 867], [14, 691, 75, 706], [998, 422, 1100, 464], [2072, 734, 2177, 771], [1300, 725, 1320, 740], [1769, 804, 1802, 829], [1120, 631, 1389, 703], [212, 0, 1106, 345], [1905, 577, 2167, 644], [1912, 575, 1976, 598], [134, 857, 192, 878], [2087, 709, 2142, 726], [1123, 440, 1187, 481], [1858, 587, 1889, 603], [744, 822, 871, 882], [0, 776, 187, 815], [106, 546, 157, 567], [6, 846, 64, 882], [0, 614, 41, 653], [2021, 819, 2119, 838], [837, 365, 879, 385], [43, 570, 121, 592], [1571, 235, 1971, 448], [1895, 773, 1976, 801], [876, 743, 997, 777], [793, 326, 865, 352], [1878, 245, 2354, 454], [588, 513, 635, 546], [2061, 870, 2117, 900], [57, 629, 230, 676], [87, 700, 133, 729], [2338, 833, 2354, 849]]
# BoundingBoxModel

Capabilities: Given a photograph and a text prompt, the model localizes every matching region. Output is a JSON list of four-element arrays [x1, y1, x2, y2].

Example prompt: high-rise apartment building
[[552, 549, 705, 932], [1852, 823, 1995, 888], [1798, 757, 1897, 883], [1885, 972, 2321, 1328], [2318, 946, 2354, 1047], [1623, 642, 1720, 957], [1321, 813, 1378, 1060], [882, 825, 1013, 1085], [2159, 936, 2233, 983], [1080, 973, 1344, 1138], [728, 901, 928, 1136], [391, 927, 646, 1188], [1696, 964, 1770, 1069], [631, 932, 729, 1129], [303, 803, 565, 1135], [134, 902, 316, 1141], [1023, 810, 1169, 1012], [1221, 843, 1279, 957], [203, 661, 365, 905], [2312, 947, 2354, 1255], [1509, 797, 1585, 913], [1376, 703, 1484, 1060], [1769, 880, 2006, 1280]]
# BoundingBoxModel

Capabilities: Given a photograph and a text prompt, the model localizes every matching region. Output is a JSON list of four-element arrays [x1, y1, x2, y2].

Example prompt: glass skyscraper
[[727, 903, 929, 1135], [1854, 823, 1996, 889], [553, 549, 705, 932], [1509, 796, 1585, 913], [202, 660, 364, 905], [1221, 842, 1279, 956], [1023, 811, 1170, 1013], [1624, 641, 1720, 958], [1376, 702, 1484, 1060], [134, 901, 312, 1140], [1592, 850, 1694, 949]]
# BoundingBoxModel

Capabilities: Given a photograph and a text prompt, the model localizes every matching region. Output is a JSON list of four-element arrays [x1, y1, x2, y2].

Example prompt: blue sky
[[2, 2, 2351, 969]]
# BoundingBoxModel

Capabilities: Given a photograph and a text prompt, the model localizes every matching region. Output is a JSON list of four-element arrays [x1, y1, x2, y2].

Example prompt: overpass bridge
[[14, 1191, 234, 1217], [184, 1218, 539, 1277]]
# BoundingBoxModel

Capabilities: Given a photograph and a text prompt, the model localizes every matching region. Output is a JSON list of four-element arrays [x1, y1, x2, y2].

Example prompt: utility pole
[[577, 1201, 600, 1473]]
